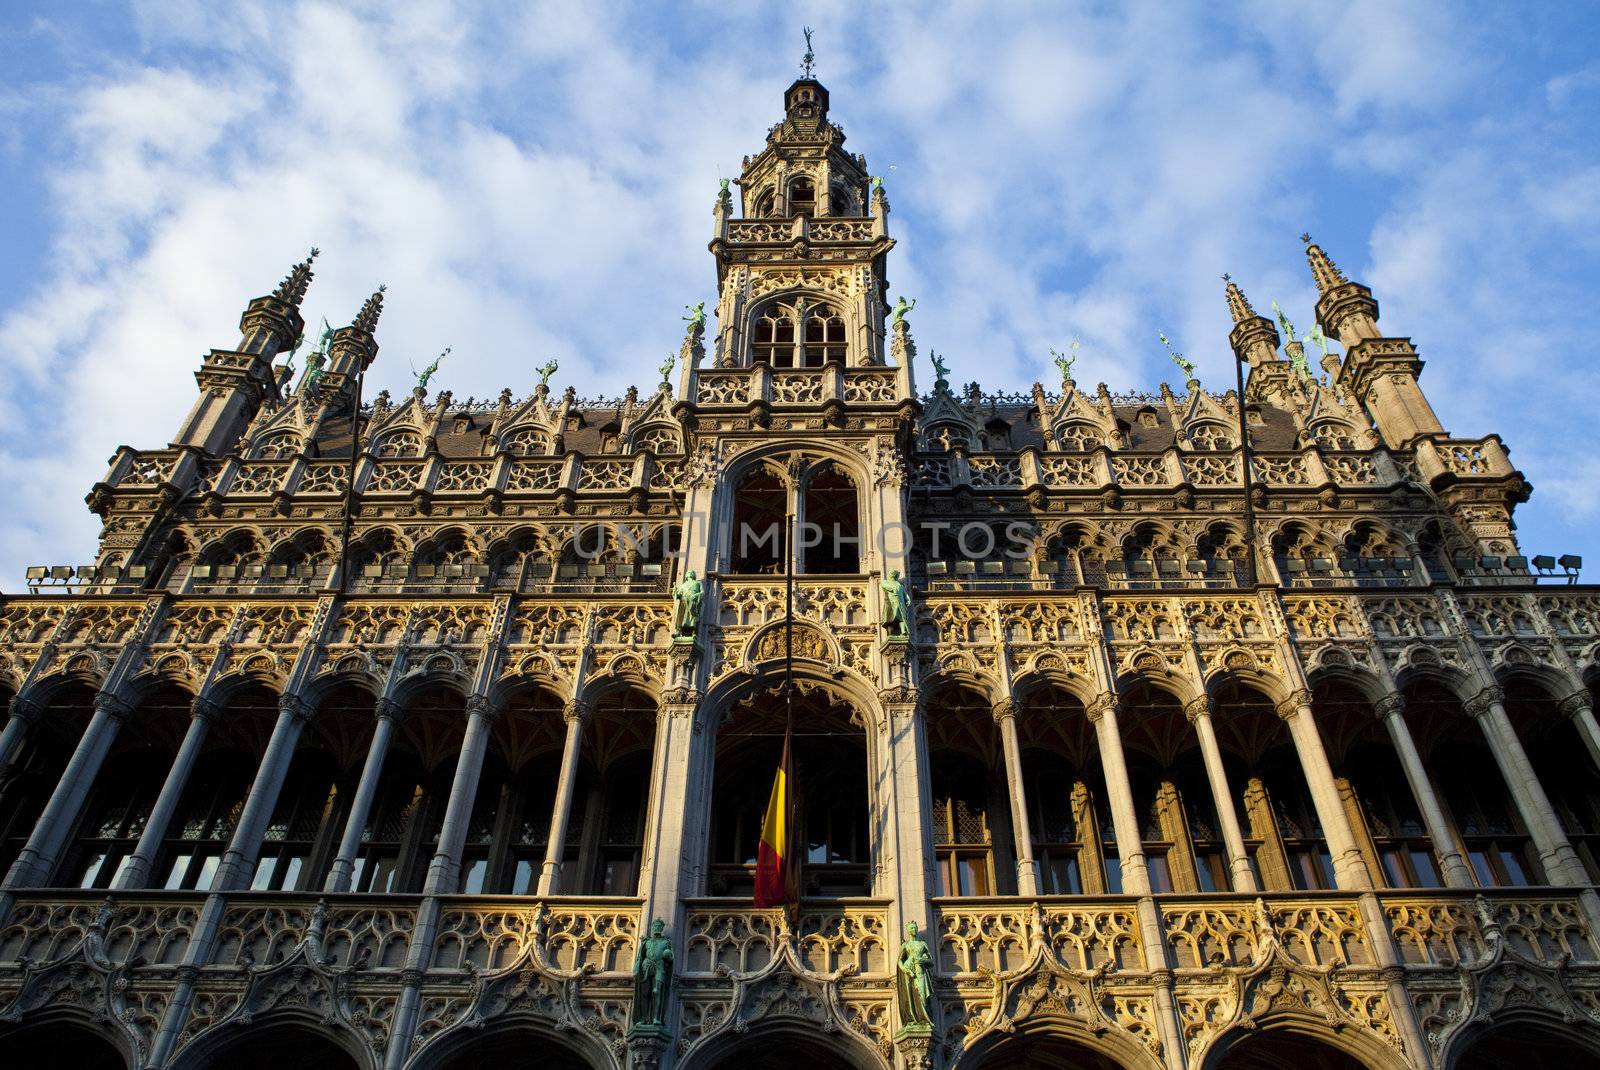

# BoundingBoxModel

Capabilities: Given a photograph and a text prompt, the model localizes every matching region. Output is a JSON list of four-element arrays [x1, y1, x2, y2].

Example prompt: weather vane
[[801, 26, 815, 78]]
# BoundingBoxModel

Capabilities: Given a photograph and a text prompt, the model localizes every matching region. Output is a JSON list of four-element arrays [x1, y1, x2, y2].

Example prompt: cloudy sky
[[1, 1, 1597, 582]]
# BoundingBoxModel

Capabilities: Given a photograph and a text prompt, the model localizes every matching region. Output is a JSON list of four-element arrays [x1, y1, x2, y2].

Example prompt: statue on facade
[[881, 569, 912, 640], [929, 352, 950, 383], [536, 359, 559, 388], [1051, 340, 1080, 382], [659, 353, 676, 387], [1159, 333, 1195, 381], [1304, 322, 1336, 361], [412, 346, 450, 392], [672, 569, 704, 638], [1271, 300, 1297, 348], [1289, 335, 1314, 381], [890, 295, 916, 325], [895, 920, 934, 1030], [631, 917, 675, 1029], [683, 301, 707, 332]]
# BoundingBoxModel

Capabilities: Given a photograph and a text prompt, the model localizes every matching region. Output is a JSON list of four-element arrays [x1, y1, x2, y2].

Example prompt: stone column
[[1087, 694, 1149, 896], [1278, 689, 1372, 890], [638, 687, 706, 925], [3, 691, 135, 888], [423, 694, 500, 896], [1183, 696, 1257, 893], [992, 699, 1038, 896], [115, 696, 219, 890], [212, 693, 315, 891], [876, 686, 935, 944], [325, 698, 405, 894], [0, 697, 41, 773], [1558, 693, 1600, 776], [537, 699, 591, 896], [1465, 685, 1588, 886], [1374, 694, 1474, 889]]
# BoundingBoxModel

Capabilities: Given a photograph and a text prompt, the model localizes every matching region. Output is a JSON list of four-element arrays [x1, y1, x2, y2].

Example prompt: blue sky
[[1, 1, 1598, 583]]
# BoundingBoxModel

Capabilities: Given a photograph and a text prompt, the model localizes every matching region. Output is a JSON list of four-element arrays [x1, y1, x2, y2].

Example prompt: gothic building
[[0, 75, 1598, 1070]]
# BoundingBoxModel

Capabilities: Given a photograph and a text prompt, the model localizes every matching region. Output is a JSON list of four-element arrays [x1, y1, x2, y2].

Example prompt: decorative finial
[[352, 284, 386, 334], [1158, 332, 1196, 382], [412, 346, 450, 392], [1302, 234, 1349, 293], [1224, 276, 1256, 323], [801, 26, 815, 78], [1300, 232, 1312, 244], [536, 359, 559, 387], [272, 246, 320, 308]]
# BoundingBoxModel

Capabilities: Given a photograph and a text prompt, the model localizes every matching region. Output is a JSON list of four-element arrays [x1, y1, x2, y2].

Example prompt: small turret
[[319, 285, 386, 399], [1224, 275, 1281, 369], [1304, 234, 1379, 345]]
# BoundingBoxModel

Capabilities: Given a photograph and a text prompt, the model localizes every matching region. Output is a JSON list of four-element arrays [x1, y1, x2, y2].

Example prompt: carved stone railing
[[1382, 889, 1598, 967], [1161, 894, 1373, 970], [935, 897, 1142, 975], [681, 898, 891, 977], [430, 895, 640, 974]]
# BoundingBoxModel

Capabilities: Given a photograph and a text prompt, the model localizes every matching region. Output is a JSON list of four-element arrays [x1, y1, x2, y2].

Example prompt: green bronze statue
[[895, 920, 934, 1029], [412, 346, 450, 391], [536, 359, 559, 388], [683, 301, 706, 331], [659, 353, 676, 387], [930, 352, 949, 383], [1159, 332, 1195, 381], [889, 295, 916, 325], [631, 918, 674, 1029], [672, 570, 704, 637], [1271, 301, 1298, 349], [881, 569, 912, 640], [1051, 340, 1080, 382]]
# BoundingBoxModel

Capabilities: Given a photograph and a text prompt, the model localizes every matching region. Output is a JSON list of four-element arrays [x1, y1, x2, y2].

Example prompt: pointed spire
[[1222, 272, 1256, 324], [353, 284, 386, 334], [272, 247, 319, 308], [1301, 232, 1349, 294]]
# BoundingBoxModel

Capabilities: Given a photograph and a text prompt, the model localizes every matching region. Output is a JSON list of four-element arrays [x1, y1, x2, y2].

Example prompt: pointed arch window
[[802, 463, 860, 574], [788, 176, 815, 217], [753, 305, 795, 366], [802, 307, 846, 365], [753, 186, 775, 217], [754, 299, 845, 367]]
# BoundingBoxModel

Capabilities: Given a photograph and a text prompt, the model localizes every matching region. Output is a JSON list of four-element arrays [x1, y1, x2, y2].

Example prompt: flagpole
[[783, 508, 798, 918]]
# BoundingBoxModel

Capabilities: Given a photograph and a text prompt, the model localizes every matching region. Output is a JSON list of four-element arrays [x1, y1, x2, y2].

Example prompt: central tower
[[709, 78, 895, 369]]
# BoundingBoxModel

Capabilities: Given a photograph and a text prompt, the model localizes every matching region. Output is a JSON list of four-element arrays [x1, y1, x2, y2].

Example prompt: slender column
[[1559, 693, 1600, 777], [1087, 694, 1149, 896], [3, 691, 135, 888], [325, 698, 405, 893], [1465, 686, 1588, 886], [1184, 696, 1257, 892], [537, 699, 591, 896], [0, 698, 42, 773], [1278, 690, 1372, 890], [116, 696, 219, 890], [211, 694, 314, 891], [423, 694, 500, 896], [1375, 694, 1473, 889], [992, 699, 1038, 896]]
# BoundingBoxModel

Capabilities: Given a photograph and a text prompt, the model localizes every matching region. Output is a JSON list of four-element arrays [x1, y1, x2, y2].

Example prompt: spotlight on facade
[[1532, 555, 1556, 573], [1560, 554, 1583, 583]]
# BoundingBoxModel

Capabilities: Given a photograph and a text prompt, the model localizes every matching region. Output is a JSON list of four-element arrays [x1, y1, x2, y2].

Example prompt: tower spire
[[800, 26, 815, 79], [1300, 232, 1348, 295], [272, 247, 319, 309], [353, 284, 387, 334], [1223, 273, 1281, 370]]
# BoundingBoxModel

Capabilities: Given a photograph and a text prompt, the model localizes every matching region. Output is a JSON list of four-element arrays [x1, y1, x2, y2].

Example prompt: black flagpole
[[783, 507, 799, 912], [337, 369, 364, 594]]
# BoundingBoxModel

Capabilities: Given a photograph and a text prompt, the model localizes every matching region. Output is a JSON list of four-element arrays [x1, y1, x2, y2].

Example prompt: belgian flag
[[753, 725, 797, 909]]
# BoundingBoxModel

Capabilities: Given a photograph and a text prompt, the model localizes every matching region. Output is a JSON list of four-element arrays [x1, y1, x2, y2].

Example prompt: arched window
[[753, 305, 795, 366], [801, 306, 846, 365], [730, 467, 786, 574], [787, 176, 815, 216], [1187, 422, 1232, 451], [753, 186, 775, 217], [802, 464, 859, 574]]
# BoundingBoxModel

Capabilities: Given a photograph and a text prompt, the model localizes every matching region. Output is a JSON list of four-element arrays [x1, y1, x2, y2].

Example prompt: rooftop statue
[[683, 301, 706, 331], [889, 295, 916, 325], [1051, 340, 1080, 382], [536, 359, 559, 388], [895, 920, 934, 1030], [412, 346, 450, 392], [929, 352, 950, 383], [1159, 333, 1195, 381], [672, 569, 704, 638], [1271, 301, 1298, 348], [659, 352, 676, 387], [881, 569, 912, 640], [1305, 322, 1336, 361], [631, 918, 674, 1029], [1290, 335, 1314, 381]]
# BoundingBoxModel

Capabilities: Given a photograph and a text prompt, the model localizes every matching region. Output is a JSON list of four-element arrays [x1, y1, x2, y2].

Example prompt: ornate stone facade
[[0, 76, 1597, 1070]]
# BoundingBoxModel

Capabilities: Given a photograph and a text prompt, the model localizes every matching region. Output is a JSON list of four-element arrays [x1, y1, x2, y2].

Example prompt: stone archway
[[1205, 1028, 1379, 1070], [1452, 1020, 1600, 1070], [972, 1031, 1130, 1069], [1, 1019, 128, 1070], [424, 1027, 602, 1070], [692, 1022, 880, 1070], [180, 1021, 366, 1070]]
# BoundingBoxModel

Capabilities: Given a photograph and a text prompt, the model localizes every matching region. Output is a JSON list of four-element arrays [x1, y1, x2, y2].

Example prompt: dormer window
[[788, 177, 815, 217]]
